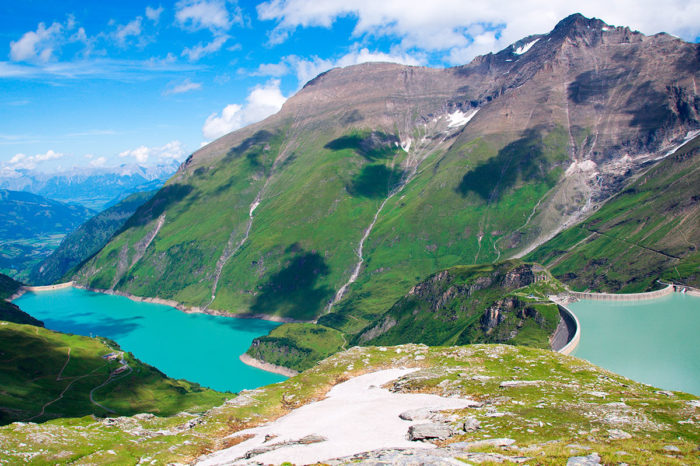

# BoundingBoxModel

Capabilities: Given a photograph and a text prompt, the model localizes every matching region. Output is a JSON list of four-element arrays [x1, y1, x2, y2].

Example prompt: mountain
[[1, 344, 697, 463], [527, 134, 700, 291], [73, 14, 699, 368], [29, 190, 157, 286], [0, 161, 178, 210], [0, 190, 95, 280]]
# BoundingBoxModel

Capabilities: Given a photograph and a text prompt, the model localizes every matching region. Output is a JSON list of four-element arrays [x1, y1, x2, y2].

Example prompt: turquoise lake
[[14, 287, 286, 393], [569, 293, 700, 396]]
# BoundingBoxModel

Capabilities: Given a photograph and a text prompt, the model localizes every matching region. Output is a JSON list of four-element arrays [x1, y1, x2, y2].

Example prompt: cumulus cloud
[[6, 150, 64, 169], [182, 35, 229, 61], [257, 0, 700, 63], [115, 17, 144, 47], [175, 0, 240, 31], [250, 62, 290, 77], [10, 22, 64, 62], [202, 79, 287, 140], [164, 78, 202, 95], [146, 5, 164, 23], [254, 48, 423, 87], [88, 155, 107, 167], [9, 16, 95, 63], [119, 140, 186, 163]]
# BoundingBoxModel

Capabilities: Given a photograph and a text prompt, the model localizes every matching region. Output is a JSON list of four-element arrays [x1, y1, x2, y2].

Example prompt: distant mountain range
[[0, 161, 179, 210], [0, 189, 95, 280]]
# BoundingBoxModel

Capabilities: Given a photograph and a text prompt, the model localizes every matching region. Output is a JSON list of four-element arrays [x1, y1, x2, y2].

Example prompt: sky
[[1, 0, 699, 174]]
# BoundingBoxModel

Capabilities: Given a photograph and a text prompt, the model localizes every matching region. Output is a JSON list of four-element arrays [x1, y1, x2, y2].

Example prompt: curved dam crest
[[13, 287, 286, 392]]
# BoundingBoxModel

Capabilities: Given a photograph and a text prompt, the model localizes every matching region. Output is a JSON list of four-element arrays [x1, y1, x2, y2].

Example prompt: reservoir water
[[14, 287, 286, 393], [569, 293, 700, 396]]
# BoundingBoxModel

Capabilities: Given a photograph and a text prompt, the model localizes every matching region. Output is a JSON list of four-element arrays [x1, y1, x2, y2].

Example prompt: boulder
[[566, 453, 601, 466], [463, 417, 481, 432], [408, 423, 452, 441], [399, 408, 432, 421]]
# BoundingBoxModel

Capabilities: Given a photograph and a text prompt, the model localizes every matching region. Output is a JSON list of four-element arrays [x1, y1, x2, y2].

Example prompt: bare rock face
[[503, 265, 535, 289], [481, 297, 520, 331]]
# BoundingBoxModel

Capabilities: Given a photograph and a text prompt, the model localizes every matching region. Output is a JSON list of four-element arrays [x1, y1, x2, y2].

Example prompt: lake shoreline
[[71, 284, 308, 324], [239, 353, 299, 377], [14, 286, 287, 392]]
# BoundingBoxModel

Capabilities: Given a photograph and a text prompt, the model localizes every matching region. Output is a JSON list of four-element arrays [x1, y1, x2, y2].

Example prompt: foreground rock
[[408, 423, 452, 441]]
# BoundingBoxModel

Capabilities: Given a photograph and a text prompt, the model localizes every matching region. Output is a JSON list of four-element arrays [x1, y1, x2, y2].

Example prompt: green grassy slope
[[246, 323, 346, 372], [0, 272, 21, 300], [526, 135, 700, 292], [0, 301, 43, 327], [29, 190, 156, 285], [74, 129, 411, 319], [321, 128, 569, 333], [0, 344, 697, 464], [353, 261, 563, 349], [0, 321, 227, 425]]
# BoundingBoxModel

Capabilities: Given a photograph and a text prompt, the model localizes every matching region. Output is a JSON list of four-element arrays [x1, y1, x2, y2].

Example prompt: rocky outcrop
[[356, 261, 558, 347]]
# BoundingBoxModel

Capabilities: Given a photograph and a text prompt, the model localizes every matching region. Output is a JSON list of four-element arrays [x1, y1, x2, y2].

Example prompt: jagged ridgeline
[[74, 15, 698, 338]]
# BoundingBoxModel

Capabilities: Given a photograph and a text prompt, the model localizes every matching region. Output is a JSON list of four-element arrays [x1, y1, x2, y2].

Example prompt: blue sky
[[1, 0, 699, 173]]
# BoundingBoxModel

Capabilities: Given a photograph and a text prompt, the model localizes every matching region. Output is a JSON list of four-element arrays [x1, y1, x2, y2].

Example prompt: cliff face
[[354, 261, 562, 348], [74, 14, 698, 331]]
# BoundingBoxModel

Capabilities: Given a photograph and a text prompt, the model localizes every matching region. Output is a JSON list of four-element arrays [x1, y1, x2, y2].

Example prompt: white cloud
[[182, 35, 229, 61], [10, 22, 64, 62], [5, 150, 64, 169], [175, 0, 240, 31], [257, 0, 700, 63], [119, 140, 186, 163], [0, 57, 202, 80], [115, 17, 143, 46], [250, 62, 290, 77], [89, 156, 107, 167], [286, 48, 423, 86], [202, 79, 287, 140], [247, 48, 422, 86], [146, 5, 164, 23], [164, 78, 202, 95]]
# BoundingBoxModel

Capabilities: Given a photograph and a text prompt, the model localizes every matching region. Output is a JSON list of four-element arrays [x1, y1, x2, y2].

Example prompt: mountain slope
[[526, 134, 700, 292], [73, 14, 699, 345], [29, 190, 156, 285], [0, 273, 42, 326], [354, 261, 564, 348], [0, 190, 95, 280], [0, 272, 21, 300], [0, 320, 227, 425]]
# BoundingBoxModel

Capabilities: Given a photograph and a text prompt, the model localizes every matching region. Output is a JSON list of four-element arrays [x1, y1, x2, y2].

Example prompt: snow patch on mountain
[[447, 108, 479, 128], [513, 38, 540, 55]]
